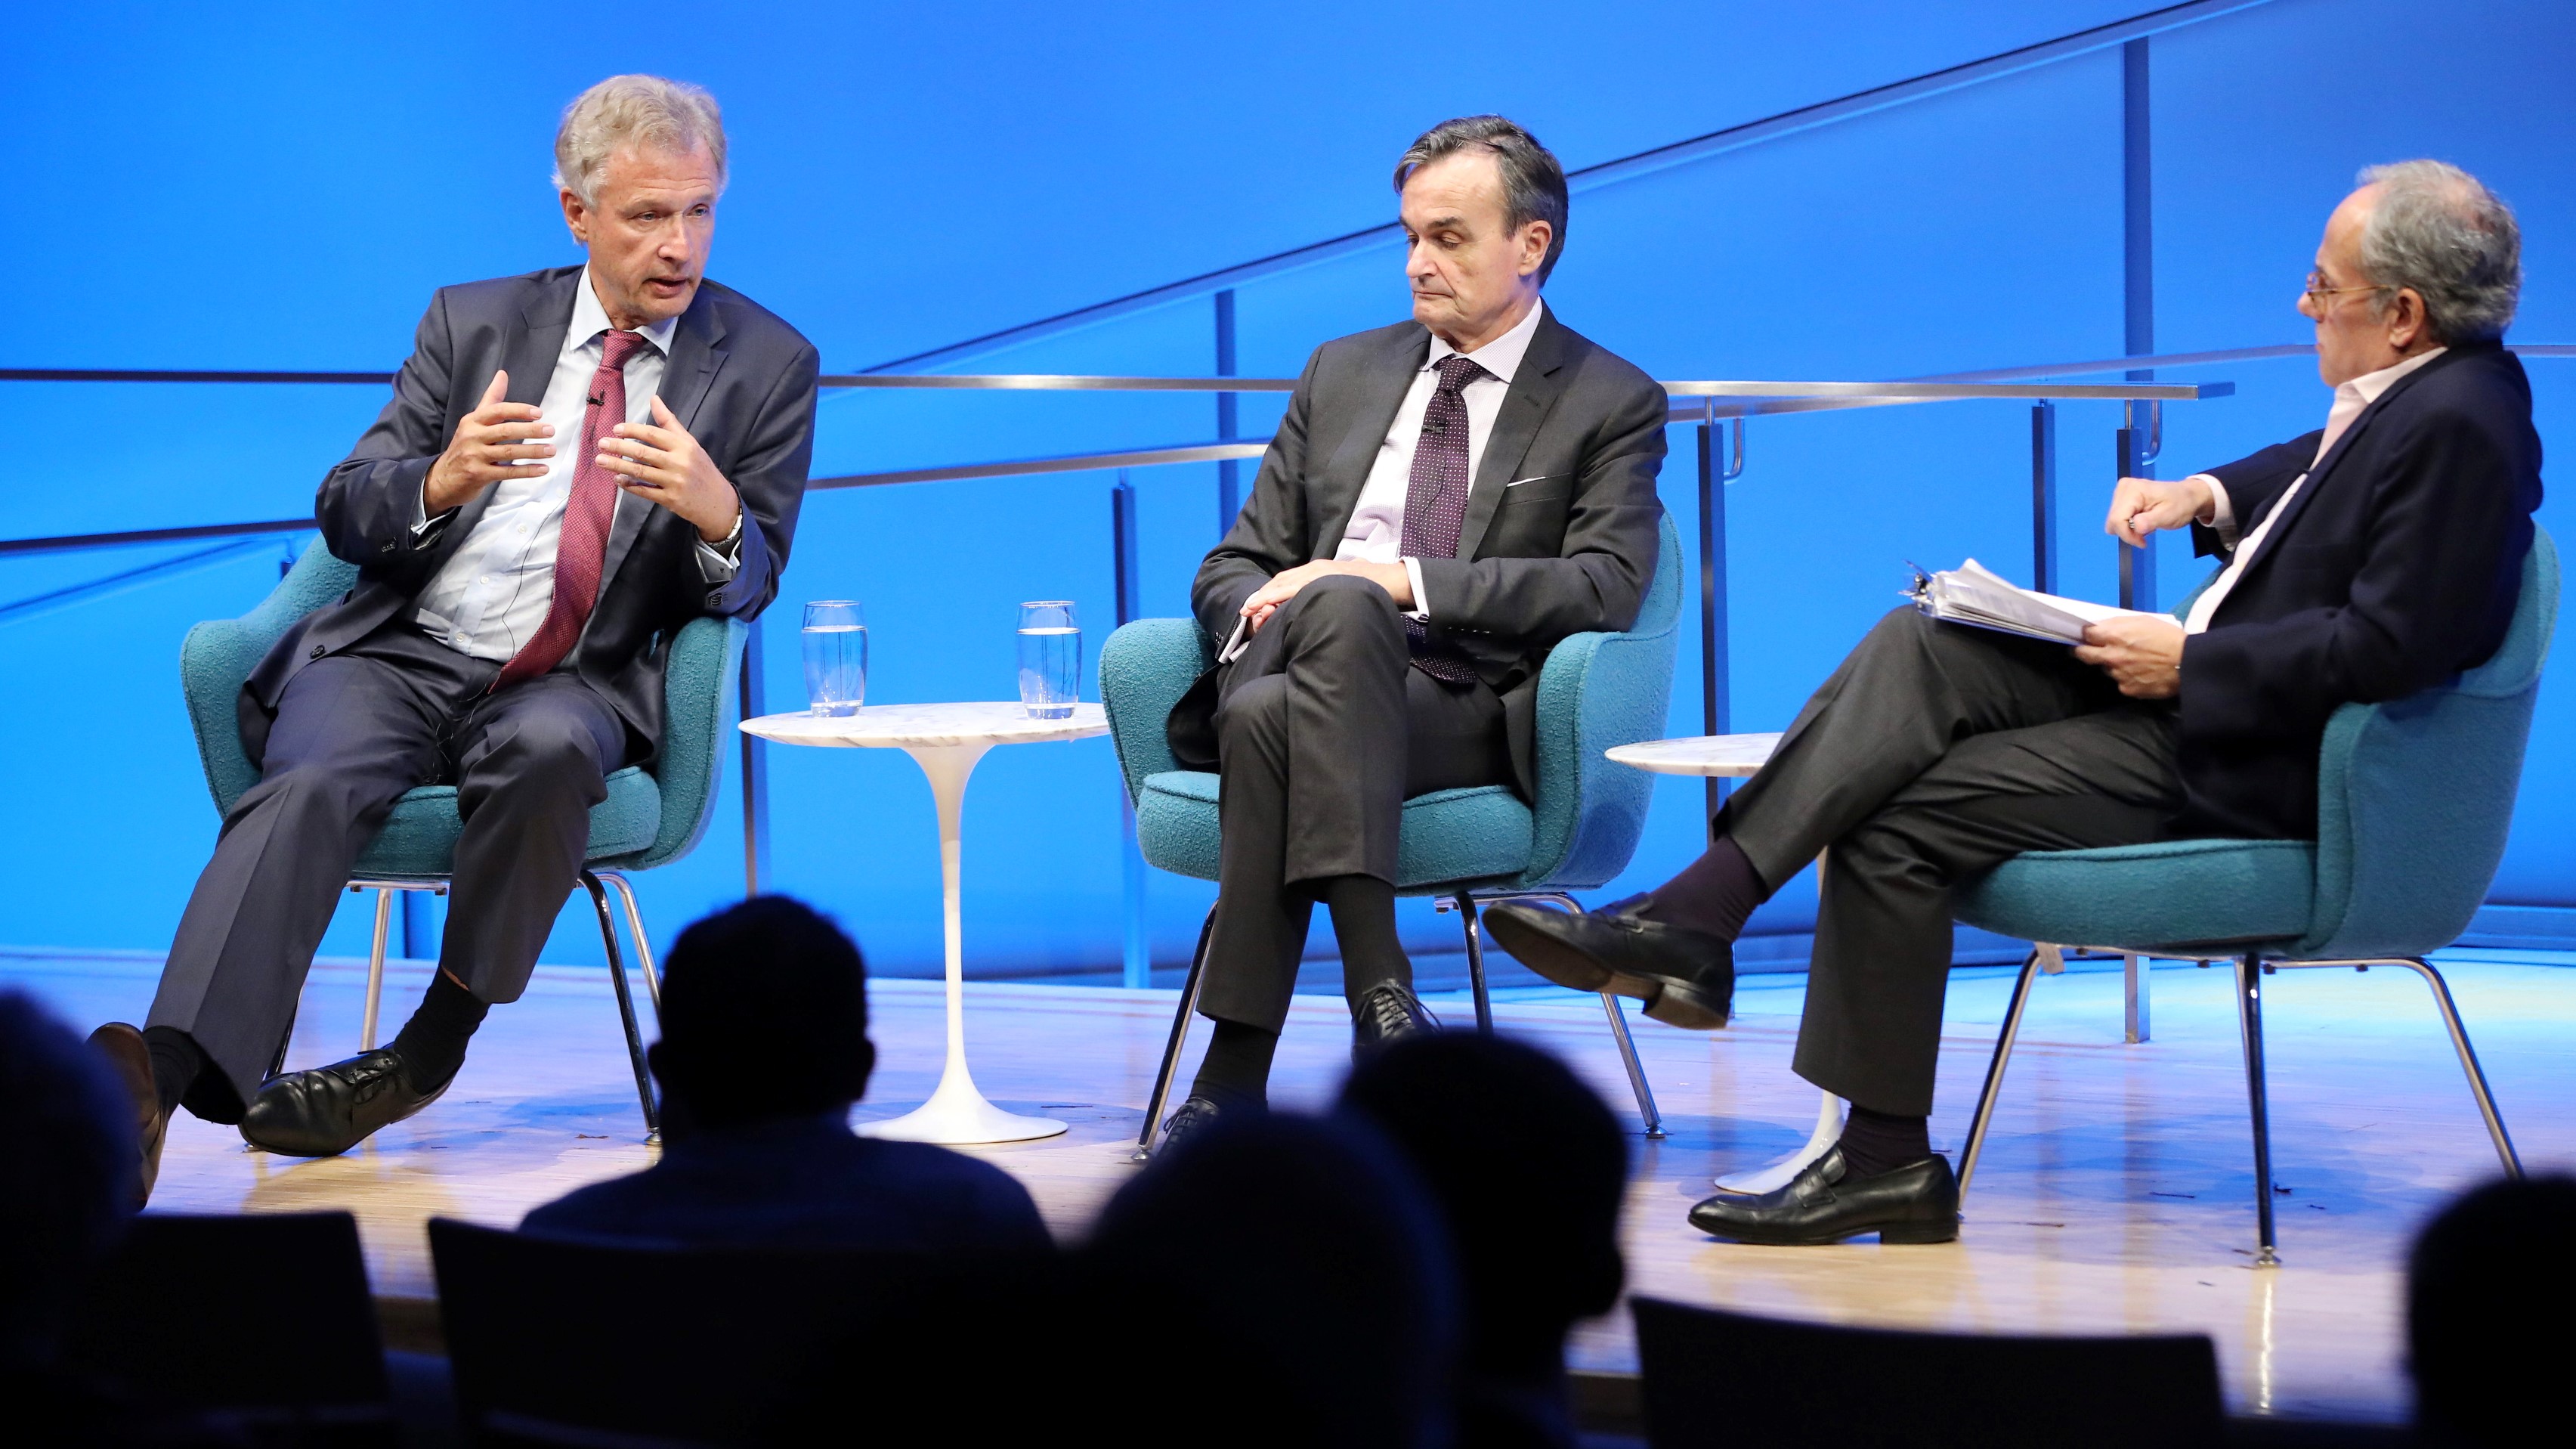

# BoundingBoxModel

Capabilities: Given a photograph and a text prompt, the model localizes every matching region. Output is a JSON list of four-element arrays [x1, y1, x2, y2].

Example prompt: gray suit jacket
[[248, 266, 820, 760], [1189, 308, 1668, 791]]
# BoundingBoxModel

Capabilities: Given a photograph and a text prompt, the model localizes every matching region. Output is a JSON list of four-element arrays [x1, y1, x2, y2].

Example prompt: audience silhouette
[[1341, 1032, 1627, 1449], [521, 896, 1049, 1252], [2409, 1172, 2576, 1448]]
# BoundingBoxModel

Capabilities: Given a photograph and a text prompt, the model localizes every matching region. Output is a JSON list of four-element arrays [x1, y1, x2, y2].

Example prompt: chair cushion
[[1953, 838, 2317, 952], [1134, 771, 1532, 892], [351, 766, 663, 878]]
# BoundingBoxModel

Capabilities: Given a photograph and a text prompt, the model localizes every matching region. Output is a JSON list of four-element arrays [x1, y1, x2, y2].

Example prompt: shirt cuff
[[410, 482, 455, 542], [2191, 473, 2238, 548], [694, 511, 744, 582], [1399, 557, 1430, 621]]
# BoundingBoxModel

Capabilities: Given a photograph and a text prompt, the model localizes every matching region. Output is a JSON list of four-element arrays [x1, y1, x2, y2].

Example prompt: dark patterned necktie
[[495, 328, 649, 689], [1399, 353, 1491, 683]]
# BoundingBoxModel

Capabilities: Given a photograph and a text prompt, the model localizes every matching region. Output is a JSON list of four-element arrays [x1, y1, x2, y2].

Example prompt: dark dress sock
[[141, 1025, 208, 1117], [1835, 1104, 1933, 1180], [1189, 1018, 1279, 1110], [1320, 874, 1410, 998], [388, 971, 490, 1093], [1637, 834, 1768, 943]]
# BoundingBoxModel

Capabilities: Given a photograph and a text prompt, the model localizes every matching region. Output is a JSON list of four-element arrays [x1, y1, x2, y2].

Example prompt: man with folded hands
[[1488, 159, 2540, 1246], [1153, 116, 1668, 1150]]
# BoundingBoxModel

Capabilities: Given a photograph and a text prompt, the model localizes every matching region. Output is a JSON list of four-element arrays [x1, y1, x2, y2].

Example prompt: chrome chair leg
[[1957, 948, 2046, 1205], [1598, 992, 1665, 1138], [1453, 891, 1493, 1034], [580, 872, 659, 1140], [1466, 890, 1662, 1137], [361, 887, 394, 1052], [2235, 952, 2280, 1267], [264, 1006, 299, 1082], [2123, 952, 2151, 1043], [2389, 958, 2522, 1177], [1134, 903, 1218, 1162], [598, 870, 663, 1026]]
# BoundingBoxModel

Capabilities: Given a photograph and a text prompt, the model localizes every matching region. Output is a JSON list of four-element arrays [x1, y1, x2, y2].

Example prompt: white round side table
[[1602, 732, 1848, 1195], [741, 701, 1109, 1144]]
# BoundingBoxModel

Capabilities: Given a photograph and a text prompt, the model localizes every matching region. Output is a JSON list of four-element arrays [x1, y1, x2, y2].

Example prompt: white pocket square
[[1504, 475, 1556, 488]]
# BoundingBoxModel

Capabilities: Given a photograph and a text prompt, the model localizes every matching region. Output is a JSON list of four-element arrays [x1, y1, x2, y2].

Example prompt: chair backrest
[[60, 1211, 390, 1424], [1517, 512, 1684, 888], [1631, 1296, 2222, 1449], [429, 1218, 945, 1447], [2299, 525, 2559, 957], [181, 537, 744, 869]]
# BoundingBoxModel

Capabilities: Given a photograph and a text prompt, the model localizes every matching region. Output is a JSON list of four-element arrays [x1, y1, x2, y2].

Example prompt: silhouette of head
[[647, 897, 873, 1132], [0, 991, 135, 1367], [2409, 1173, 2576, 1445], [1341, 1032, 1626, 1380], [1085, 1113, 1459, 1448]]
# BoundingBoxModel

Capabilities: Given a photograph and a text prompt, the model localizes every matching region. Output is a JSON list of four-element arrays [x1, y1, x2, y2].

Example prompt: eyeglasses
[[2305, 269, 2389, 311]]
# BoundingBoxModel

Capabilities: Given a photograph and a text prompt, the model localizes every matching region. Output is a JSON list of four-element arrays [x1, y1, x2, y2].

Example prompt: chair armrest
[[180, 538, 360, 816], [1518, 622, 1678, 890], [1101, 619, 1213, 806], [623, 615, 747, 871]]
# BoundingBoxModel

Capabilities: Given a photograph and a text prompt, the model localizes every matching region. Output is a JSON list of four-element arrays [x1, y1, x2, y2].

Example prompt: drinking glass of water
[[802, 601, 867, 717], [1017, 600, 1080, 718]]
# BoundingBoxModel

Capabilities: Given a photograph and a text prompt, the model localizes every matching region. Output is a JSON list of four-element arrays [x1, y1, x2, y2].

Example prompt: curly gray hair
[[552, 75, 728, 207], [2355, 160, 2519, 343]]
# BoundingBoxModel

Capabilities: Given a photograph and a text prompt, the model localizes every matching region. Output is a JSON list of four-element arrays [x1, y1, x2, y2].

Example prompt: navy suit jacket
[[2177, 341, 2542, 839], [248, 267, 820, 759], [520, 1113, 1053, 1254]]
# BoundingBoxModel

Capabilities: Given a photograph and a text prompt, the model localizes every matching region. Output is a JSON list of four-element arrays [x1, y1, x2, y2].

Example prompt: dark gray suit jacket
[[1188, 308, 1668, 791], [249, 266, 820, 760]]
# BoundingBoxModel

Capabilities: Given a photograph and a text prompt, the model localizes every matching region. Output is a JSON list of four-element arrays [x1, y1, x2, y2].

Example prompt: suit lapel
[[1457, 309, 1575, 559], [440, 272, 578, 558], [601, 288, 729, 595], [2233, 347, 2465, 583], [1310, 327, 1430, 558]]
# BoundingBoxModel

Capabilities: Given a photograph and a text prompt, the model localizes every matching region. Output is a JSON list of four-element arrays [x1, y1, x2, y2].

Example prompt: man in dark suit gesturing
[[1157, 116, 1668, 1147], [91, 75, 819, 1197], [1490, 159, 2540, 1245]]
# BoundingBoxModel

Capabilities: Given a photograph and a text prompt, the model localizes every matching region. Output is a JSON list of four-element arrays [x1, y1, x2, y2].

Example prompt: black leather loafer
[[1350, 981, 1441, 1060], [240, 1048, 453, 1158], [1687, 1147, 1959, 1246], [1156, 1094, 1229, 1156], [88, 1023, 168, 1207], [1481, 901, 1734, 1029]]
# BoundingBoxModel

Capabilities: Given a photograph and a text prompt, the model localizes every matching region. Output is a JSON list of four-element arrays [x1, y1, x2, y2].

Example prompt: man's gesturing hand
[[598, 396, 743, 543], [2073, 614, 2187, 698], [425, 371, 552, 514], [2104, 473, 2214, 547], [1237, 559, 1414, 634]]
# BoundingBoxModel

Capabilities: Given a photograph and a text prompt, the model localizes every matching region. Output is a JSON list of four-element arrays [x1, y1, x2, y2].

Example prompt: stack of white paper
[[1906, 559, 2157, 645]]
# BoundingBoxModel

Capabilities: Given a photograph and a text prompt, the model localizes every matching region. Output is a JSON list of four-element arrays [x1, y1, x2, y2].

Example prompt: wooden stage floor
[[12, 944, 2574, 1424]]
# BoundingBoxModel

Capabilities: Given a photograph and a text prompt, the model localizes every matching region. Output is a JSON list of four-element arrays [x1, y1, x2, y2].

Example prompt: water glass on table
[[803, 601, 867, 717], [1018, 600, 1080, 719]]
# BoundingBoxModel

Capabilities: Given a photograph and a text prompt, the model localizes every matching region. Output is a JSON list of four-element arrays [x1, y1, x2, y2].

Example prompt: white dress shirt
[[1336, 295, 1550, 620], [2180, 347, 2446, 635], [413, 269, 738, 662]]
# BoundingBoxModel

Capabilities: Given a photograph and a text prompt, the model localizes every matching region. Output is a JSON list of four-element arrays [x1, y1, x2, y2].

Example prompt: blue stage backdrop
[[2, 0, 2568, 977]]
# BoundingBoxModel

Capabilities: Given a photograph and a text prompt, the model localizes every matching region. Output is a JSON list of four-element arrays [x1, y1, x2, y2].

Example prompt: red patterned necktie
[[1398, 353, 1491, 683], [494, 329, 650, 689]]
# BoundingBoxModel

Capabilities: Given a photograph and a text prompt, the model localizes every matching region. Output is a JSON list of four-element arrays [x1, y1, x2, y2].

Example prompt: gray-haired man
[[1490, 159, 2540, 1246], [1155, 116, 1669, 1148], [92, 75, 819, 1198]]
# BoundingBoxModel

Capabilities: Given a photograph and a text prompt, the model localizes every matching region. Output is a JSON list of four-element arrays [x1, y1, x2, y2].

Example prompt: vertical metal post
[[2120, 36, 2159, 615], [739, 620, 772, 898], [1112, 471, 1150, 989], [1214, 289, 1240, 534], [2117, 426, 2154, 610], [1695, 415, 1731, 822], [2030, 401, 2058, 594]]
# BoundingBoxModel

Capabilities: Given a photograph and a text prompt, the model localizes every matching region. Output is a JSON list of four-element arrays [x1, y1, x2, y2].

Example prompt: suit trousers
[[149, 621, 631, 1119], [1720, 608, 2184, 1116], [1197, 575, 1513, 1033]]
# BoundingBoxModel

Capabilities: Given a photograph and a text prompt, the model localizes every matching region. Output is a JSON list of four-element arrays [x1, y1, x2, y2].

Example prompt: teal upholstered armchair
[[1951, 527, 2558, 1261], [179, 537, 747, 1136], [1100, 515, 1685, 1153]]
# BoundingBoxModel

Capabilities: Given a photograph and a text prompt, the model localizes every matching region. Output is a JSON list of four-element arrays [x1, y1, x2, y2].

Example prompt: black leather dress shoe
[[1687, 1147, 1959, 1246], [240, 1048, 453, 1158], [1481, 900, 1733, 1029], [1156, 1094, 1229, 1155], [88, 1023, 167, 1207], [1350, 981, 1441, 1060]]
